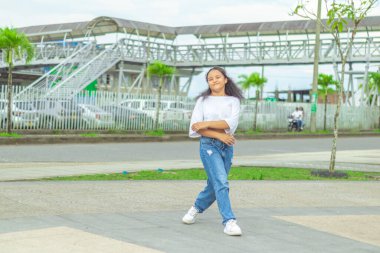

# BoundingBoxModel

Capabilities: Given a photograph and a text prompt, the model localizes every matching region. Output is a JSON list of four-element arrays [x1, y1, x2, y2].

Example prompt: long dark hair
[[196, 66, 244, 101]]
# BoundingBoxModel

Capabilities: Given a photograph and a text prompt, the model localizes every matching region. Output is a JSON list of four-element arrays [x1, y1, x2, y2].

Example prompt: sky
[[1, 0, 380, 98]]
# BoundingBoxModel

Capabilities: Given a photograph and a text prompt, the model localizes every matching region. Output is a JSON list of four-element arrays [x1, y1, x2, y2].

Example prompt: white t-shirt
[[291, 110, 302, 120], [189, 96, 240, 138]]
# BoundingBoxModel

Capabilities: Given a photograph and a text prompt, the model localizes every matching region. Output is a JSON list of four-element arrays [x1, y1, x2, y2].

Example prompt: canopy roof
[[17, 15, 380, 42]]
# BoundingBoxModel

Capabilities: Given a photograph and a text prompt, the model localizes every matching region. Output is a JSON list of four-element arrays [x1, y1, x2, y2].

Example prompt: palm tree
[[0, 27, 34, 133], [368, 72, 380, 128], [317, 73, 338, 131], [238, 72, 267, 131], [147, 61, 175, 130]]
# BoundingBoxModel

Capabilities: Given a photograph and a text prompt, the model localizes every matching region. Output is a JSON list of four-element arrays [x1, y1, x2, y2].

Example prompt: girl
[[182, 66, 244, 236]]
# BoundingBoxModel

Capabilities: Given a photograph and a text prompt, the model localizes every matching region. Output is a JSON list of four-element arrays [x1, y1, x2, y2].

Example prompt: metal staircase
[[15, 40, 123, 101], [14, 42, 96, 100], [46, 42, 122, 99]]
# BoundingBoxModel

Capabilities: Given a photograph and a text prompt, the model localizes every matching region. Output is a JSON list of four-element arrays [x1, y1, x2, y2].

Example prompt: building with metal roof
[[18, 15, 380, 42]]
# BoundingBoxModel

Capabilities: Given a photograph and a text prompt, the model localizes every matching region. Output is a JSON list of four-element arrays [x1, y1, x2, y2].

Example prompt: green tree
[[238, 72, 267, 131], [317, 73, 338, 131], [0, 27, 34, 133], [359, 72, 380, 107], [292, 0, 377, 173], [368, 72, 380, 128], [147, 61, 175, 130], [368, 72, 380, 104]]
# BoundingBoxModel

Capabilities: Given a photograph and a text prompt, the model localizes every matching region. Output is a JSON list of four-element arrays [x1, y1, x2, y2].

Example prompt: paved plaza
[[0, 137, 379, 252], [0, 181, 379, 252]]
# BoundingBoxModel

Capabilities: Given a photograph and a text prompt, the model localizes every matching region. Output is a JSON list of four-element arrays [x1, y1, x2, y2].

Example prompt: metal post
[[310, 0, 322, 132], [117, 62, 123, 105], [348, 62, 354, 106], [362, 38, 371, 106], [185, 68, 195, 96]]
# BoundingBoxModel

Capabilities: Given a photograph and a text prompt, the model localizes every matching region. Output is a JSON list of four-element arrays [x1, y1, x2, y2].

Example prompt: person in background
[[291, 107, 303, 131], [298, 106, 304, 130]]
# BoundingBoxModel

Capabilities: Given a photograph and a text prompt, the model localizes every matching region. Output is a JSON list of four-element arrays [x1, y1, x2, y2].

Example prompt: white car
[[120, 99, 185, 123], [0, 100, 39, 128], [77, 104, 114, 128], [34, 100, 84, 129], [161, 100, 192, 121]]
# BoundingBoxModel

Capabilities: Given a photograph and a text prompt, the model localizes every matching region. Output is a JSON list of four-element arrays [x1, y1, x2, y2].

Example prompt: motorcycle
[[287, 115, 299, 132]]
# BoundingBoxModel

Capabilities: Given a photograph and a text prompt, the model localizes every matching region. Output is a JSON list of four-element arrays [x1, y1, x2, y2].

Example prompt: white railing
[[0, 41, 92, 68], [117, 36, 380, 66], [238, 100, 379, 131], [1, 85, 379, 132], [14, 41, 123, 101]]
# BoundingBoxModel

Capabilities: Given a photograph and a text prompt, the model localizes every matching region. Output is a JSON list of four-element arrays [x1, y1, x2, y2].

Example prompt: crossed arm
[[191, 120, 236, 145]]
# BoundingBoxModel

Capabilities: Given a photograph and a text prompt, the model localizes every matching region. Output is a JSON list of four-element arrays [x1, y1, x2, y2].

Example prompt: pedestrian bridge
[[2, 33, 380, 69]]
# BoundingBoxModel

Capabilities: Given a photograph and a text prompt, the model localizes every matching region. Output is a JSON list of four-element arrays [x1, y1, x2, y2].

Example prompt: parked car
[[77, 104, 114, 128], [101, 104, 153, 130], [119, 99, 186, 123], [161, 100, 192, 121], [0, 100, 39, 128], [33, 100, 84, 129]]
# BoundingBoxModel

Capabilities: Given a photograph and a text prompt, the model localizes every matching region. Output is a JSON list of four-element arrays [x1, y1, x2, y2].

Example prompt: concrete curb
[[0, 132, 379, 145]]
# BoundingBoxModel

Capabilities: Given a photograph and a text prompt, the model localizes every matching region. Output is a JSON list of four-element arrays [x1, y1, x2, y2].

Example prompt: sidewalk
[[0, 181, 379, 253]]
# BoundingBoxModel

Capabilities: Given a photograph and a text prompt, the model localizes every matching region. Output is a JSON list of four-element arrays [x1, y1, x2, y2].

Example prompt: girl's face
[[207, 69, 228, 95]]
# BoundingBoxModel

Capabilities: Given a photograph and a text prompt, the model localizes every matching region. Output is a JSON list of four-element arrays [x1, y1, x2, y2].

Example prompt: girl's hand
[[217, 133, 236, 146], [192, 122, 209, 132]]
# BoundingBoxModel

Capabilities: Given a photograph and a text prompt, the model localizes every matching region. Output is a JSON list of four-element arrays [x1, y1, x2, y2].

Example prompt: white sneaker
[[224, 219, 242, 236], [182, 206, 199, 224]]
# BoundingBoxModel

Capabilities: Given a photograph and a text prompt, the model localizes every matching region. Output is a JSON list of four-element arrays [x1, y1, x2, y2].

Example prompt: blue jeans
[[297, 120, 303, 130], [194, 137, 236, 224]]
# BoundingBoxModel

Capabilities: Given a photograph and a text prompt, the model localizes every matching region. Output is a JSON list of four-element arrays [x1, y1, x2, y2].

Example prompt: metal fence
[[0, 85, 379, 132], [238, 101, 379, 131]]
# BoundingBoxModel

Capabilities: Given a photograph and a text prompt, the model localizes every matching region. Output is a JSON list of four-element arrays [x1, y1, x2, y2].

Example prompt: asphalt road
[[0, 136, 379, 163]]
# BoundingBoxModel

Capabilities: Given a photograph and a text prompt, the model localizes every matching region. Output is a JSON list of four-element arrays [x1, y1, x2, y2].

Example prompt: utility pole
[[310, 0, 322, 132]]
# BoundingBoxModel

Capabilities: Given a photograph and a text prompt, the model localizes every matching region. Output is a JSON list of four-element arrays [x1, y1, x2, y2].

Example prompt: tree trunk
[[253, 89, 259, 131], [154, 78, 163, 131], [329, 63, 345, 173], [324, 95, 327, 131], [6, 65, 13, 134]]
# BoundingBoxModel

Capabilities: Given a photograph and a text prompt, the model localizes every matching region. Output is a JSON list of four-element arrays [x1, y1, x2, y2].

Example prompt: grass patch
[[0, 132, 22, 138], [42, 166, 380, 181], [80, 133, 98, 137], [301, 130, 332, 134], [240, 129, 263, 135], [106, 129, 126, 134], [373, 129, 380, 133], [237, 129, 335, 135], [286, 130, 332, 135], [145, 129, 165, 137]]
